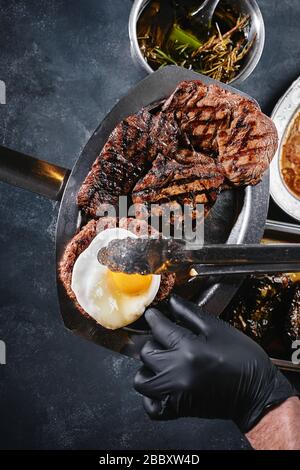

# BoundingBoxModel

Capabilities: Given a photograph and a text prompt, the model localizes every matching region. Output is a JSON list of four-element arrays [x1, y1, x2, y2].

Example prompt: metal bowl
[[129, 0, 265, 85]]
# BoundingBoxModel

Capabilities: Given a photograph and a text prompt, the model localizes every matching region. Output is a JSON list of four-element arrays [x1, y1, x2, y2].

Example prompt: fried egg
[[71, 228, 161, 330]]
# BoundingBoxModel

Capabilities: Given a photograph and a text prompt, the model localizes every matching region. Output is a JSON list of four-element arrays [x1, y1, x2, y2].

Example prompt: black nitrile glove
[[134, 295, 298, 433]]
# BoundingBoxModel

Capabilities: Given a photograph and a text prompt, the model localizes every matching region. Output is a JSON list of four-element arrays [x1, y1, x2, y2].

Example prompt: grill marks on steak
[[162, 81, 278, 186], [132, 150, 223, 207], [77, 109, 154, 217], [217, 107, 278, 185], [77, 108, 180, 218], [77, 79, 278, 219]]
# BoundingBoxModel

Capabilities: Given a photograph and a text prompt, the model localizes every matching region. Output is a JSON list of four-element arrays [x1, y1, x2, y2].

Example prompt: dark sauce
[[137, 0, 253, 83]]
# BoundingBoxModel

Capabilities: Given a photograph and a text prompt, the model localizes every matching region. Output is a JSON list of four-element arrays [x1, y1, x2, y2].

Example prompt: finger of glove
[[140, 340, 170, 373], [143, 395, 176, 420], [145, 308, 194, 349], [134, 365, 173, 398], [169, 294, 212, 336]]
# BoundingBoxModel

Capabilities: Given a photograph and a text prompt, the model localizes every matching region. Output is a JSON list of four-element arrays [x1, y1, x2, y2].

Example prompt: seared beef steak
[[132, 149, 224, 211], [59, 217, 176, 322], [77, 108, 180, 218], [77, 80, 278, 219], [162, 81, 278, 186], [77, 110, 153, 218]]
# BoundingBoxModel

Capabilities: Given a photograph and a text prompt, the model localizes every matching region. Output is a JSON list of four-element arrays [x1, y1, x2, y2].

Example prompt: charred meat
[[77, 80, 278, 218], [162, 81, 278, 186], [132, 149, 224, 211], [77, 107, 180, 218]]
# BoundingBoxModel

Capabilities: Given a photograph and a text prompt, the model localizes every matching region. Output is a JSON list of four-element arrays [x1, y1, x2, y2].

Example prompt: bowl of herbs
[[129, 0, 265, 84]]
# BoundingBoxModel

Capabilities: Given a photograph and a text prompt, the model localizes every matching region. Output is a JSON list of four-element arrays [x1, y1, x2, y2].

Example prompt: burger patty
[[77, 80, 278, 218], [59, 217, 176, 321]]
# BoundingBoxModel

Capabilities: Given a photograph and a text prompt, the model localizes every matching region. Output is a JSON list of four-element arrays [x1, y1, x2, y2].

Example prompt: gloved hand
[[134, 295, 298, 433]]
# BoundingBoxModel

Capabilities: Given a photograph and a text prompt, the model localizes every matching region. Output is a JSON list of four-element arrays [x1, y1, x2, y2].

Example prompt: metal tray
[[56, 66, 270, 358]]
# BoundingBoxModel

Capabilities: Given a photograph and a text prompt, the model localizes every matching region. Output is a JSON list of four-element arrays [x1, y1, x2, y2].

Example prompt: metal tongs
[[98, 238, 300, 276]]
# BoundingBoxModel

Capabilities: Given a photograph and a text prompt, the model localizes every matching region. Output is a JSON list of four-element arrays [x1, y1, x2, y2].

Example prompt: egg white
[[71, 228, 161, 330]]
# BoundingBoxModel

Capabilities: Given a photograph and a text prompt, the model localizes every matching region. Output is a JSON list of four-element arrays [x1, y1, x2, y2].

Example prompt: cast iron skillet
[[0, 66, 269, 357]]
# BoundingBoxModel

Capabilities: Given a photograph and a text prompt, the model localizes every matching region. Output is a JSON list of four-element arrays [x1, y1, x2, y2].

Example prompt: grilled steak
[[132, 149, 224, 210], [59, 217, 176, 321], [162, 81, 278, 186], [77, 108, 180, 218], [77, 80, 277, 219]]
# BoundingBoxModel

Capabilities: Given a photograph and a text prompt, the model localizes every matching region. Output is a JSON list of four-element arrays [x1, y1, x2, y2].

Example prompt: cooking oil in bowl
[[137, 0, 254, 83]]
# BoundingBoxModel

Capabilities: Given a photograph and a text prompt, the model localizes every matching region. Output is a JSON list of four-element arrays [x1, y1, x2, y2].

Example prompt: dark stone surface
[[0, 0, 299, 450]]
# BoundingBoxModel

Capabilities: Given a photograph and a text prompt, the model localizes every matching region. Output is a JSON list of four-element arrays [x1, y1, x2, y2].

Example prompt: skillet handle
[[0, 145, 71, 201]]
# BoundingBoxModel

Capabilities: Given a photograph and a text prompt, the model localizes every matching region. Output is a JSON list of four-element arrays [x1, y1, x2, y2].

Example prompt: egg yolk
[[108, 270, 153, 296]]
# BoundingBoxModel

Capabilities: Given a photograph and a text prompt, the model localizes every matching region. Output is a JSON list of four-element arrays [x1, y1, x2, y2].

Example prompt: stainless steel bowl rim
[[129, 0, 265, 85]]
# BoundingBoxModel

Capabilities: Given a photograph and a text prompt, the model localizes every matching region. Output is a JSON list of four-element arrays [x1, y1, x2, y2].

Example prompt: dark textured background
[[0, 0, 299, 450]]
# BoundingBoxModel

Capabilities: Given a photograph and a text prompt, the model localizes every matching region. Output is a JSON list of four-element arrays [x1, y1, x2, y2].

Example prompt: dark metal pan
[[0, 65, 269, 358]]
